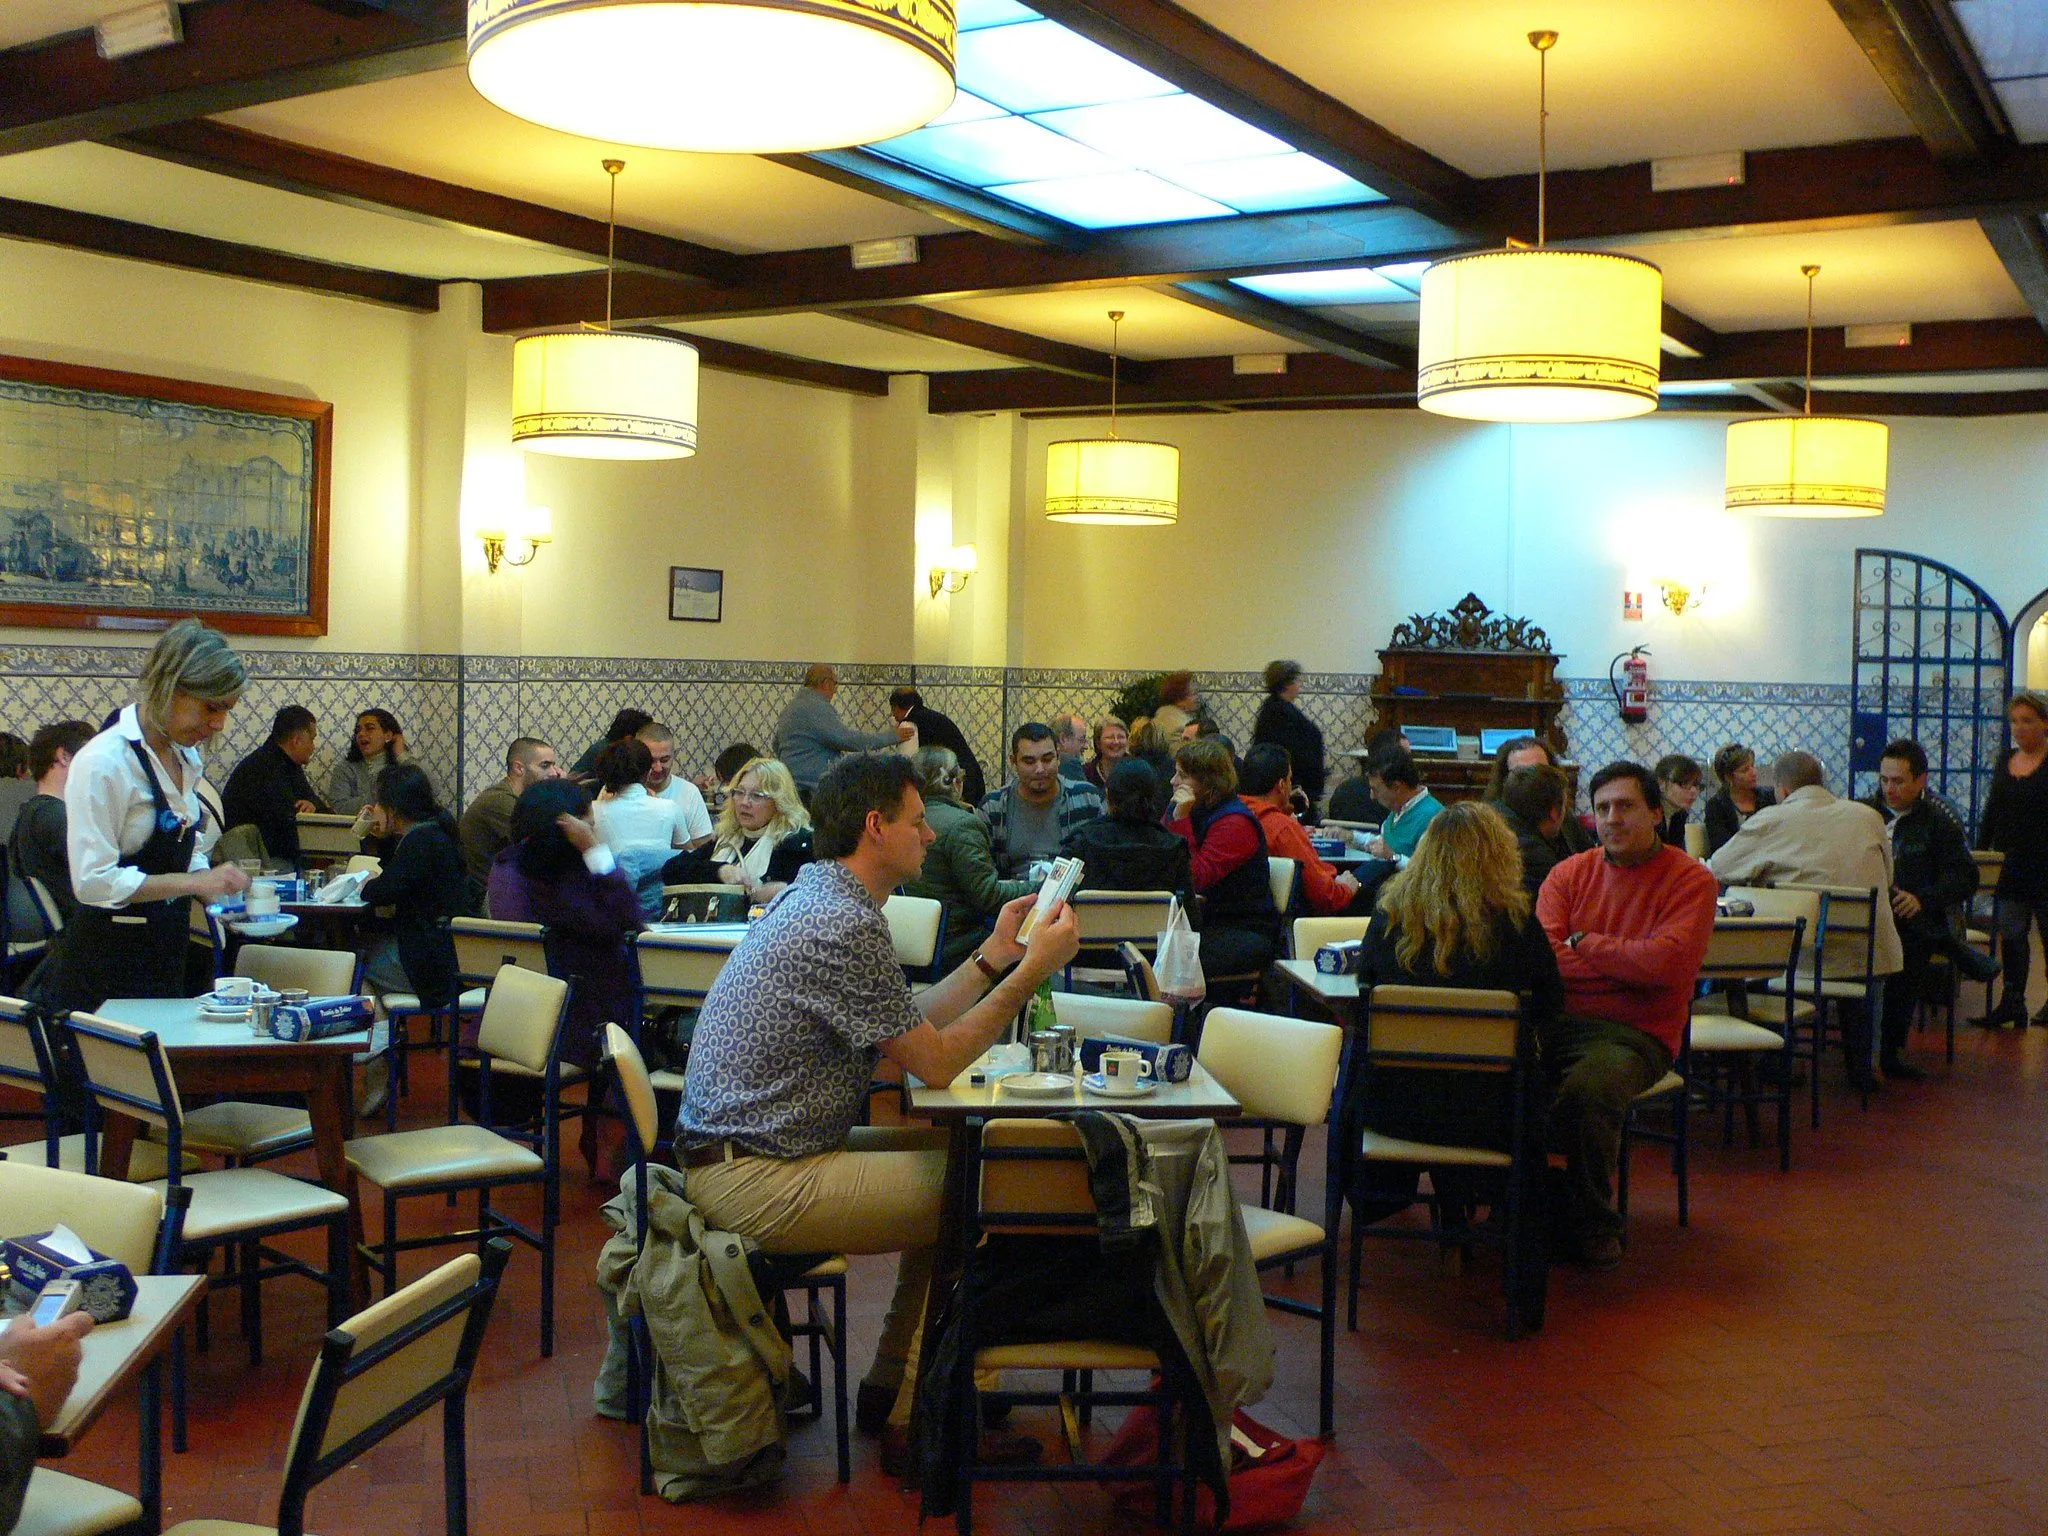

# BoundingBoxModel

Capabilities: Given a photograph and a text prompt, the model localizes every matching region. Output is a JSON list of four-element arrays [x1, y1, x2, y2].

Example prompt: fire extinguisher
[[1609, 646, 1651, 725]]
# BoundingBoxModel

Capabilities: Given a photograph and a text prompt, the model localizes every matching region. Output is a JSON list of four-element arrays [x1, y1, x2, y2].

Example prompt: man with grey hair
[[1049, 712, 1090, 782], [773, 663, 916, 797], [1709, 749, 1903, 1092]]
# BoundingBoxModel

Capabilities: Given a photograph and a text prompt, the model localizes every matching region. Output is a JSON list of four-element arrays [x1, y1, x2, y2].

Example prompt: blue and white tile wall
[[0, 645, 1856, 813]]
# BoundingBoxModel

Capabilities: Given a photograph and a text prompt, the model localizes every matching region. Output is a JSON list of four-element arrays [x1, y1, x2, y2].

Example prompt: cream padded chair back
[[1051, 991, 1174, 1044], [473, 963, 569, 1077], [979, 1120, 1096, 1236], [1364, 985, 1521, 1062], [635, 930, 735, 1002], [1070, 891, 1176, 946], [1773, 882, 1875, 977], [1722, 885, 1821, 954], [290, 1252, 482, 1464], [1698, 917, 1803, 982], [1293, 915, 1369, 960], [451, 916, 549, 981], [602, 1024, 660, 1161], [235, 944, 356, 996], [296, 813, 363, 857], [883, 894, 943, 968], [0, 995, 43, 1087], [0, 1160, 161, 1272], [65, 1012, 180, 1133], [1268, 858, 1298, 914], [1198, 1007, 1341, 1126], [345, 854, 383, 876], [1972, 850, 2004, 895]]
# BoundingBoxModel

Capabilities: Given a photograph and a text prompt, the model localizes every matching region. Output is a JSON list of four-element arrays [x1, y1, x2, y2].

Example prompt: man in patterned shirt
[[677, 752, 1080, 1446]]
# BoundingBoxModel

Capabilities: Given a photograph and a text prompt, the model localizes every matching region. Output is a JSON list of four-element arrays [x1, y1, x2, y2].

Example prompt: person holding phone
[[0, 1306, 96, 1532]]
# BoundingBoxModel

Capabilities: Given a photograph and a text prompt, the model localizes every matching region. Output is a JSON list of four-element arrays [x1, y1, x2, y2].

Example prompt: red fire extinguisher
[[1610, 647, 1651, 725]]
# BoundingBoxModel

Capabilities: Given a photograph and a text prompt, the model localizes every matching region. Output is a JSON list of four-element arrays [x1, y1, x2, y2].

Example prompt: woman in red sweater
[[1165, 738, 1279, 974]]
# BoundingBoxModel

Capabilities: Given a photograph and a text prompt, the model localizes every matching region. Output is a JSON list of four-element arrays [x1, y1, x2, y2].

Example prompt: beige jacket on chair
[[1707, 784, 1904, 975]]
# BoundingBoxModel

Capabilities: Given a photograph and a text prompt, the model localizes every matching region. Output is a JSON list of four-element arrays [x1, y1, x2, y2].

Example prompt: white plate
[[1084, 1072, 1157, 1100], [994, 1072, 1076, 1098], [230, 914, 299, 939], [197, 1005, 251, 1022]]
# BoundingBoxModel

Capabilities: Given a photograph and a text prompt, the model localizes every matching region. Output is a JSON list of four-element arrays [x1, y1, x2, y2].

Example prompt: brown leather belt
[[678, 1140, 753, 1169]]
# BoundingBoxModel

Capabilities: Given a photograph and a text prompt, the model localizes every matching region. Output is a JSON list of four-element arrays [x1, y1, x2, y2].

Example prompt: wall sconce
[[1658, 577, 1707, 617], [928, 544, 978, 598], [479, 505, 553, 573]]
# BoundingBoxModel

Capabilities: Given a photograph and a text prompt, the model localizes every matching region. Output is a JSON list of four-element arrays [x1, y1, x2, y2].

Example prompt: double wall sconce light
[[928, 545, 978, 598], [479, 506, 553, 573]]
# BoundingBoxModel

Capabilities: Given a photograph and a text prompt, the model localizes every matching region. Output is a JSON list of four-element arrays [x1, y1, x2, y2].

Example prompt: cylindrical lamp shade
[[512, 330, 699, 460], [468, 0, 957, 153], [1417, 249, 1664, 422], [1724, 415, 1889, 517], [1044, 439, 1180, 525]]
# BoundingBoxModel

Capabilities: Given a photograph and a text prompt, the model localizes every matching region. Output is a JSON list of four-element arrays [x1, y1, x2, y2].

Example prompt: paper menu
[[1016, 856, 1083, 944]]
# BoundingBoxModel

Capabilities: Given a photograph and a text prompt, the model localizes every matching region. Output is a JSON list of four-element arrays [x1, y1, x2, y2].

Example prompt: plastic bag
[[1155, 897, 1206, 1002]]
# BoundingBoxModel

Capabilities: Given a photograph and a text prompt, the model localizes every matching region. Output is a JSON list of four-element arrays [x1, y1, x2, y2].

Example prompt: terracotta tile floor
[[42, 994, 2048, 1536]]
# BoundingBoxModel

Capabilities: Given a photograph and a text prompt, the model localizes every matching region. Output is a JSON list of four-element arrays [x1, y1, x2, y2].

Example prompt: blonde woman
[[661, 756, 813, 904], [1348, 801, 1560, 1322]]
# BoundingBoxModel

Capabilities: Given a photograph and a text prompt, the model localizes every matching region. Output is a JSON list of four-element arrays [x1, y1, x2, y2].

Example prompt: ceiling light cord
[[1802, 263, 1819, 416], [603, 157, 624, 334], [1530, 30, 1556, 248], [1108, 310, 1124, 440]]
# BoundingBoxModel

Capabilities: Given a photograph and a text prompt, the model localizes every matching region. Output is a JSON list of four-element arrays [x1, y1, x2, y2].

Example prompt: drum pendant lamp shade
[[1045, 438, 1180, 525], [1417, 249, 1664, 422], [1724, 415, 1888, 518], [513, 329, 700, 459], [466, 0, 958, 153]]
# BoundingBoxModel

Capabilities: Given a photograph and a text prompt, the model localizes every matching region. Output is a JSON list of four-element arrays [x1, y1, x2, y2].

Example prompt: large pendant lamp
[[513, 159, 699, 460], [1417, 32, 1663, 423], [467, 0, 957, 153], [1724, 265, 1888, 518], [1045, 311, 1179, 526]]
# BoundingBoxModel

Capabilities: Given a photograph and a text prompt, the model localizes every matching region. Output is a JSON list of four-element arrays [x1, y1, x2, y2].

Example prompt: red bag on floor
[[1102, 1404, 1326, 1531]]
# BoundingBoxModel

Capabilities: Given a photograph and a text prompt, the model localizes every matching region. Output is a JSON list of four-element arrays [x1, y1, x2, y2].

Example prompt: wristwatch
[[972, 951, 1004, 984], [1566, 931, 1586, 950]]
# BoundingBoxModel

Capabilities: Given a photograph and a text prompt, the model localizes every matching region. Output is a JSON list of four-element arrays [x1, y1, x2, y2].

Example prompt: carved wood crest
[[1385, 593, 1552, 653]]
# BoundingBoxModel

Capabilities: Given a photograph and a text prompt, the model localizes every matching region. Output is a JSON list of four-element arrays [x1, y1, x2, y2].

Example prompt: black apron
[[33, 737, 203, 1015]]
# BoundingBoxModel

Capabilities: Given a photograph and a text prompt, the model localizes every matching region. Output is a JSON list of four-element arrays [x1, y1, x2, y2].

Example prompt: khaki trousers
[[682, 1126, 948, 1420]]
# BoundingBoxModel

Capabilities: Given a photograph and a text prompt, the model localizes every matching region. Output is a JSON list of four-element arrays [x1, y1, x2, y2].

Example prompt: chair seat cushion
[[178, 1102, 314, 1158], [345, 1123, 543, 1189], [163, 1524, 289, 1536], [381, 989, 486, 1014], [1717, 993, 1817, 1027], [799, 1255, 848, 1280], [1763, 973, 1869, 1000], [1634, 1071, 1686, 1102], [152, 1167, 349, 1242], [7, 940, 47, 959], [975, 1340, 1159, 1371], [17, 1470, 144, 1536], [1688, 1016, 1786, 1052], [1357, 1130, 1511, 1169], [3, 1134, 194, 1181], [1240, 1204, 1325, 1264]]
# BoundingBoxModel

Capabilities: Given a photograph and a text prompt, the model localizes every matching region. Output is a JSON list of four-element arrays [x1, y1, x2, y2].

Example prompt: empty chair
[[1721, 885, 1827, 1126], [1686, 915, 1806, 1170], [1050, 990, 1174, 1045], [0, 996, 187, 1182]]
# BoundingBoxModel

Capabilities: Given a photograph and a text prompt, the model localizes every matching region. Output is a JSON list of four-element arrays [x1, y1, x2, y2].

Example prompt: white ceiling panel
[[0, 0, 110, 50], [928, 287, 1316, 358], [667, 314, 1022, 373]]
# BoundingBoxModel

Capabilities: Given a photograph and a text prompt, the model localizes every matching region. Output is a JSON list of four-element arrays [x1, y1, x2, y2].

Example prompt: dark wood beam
[[1660, 305, 1718, 359], [116, 121, 740, 283], [1027, 0, 1476, 222], [1808, 387, 2048, 416], [836, 306, 1132, 379], [1165, 280, 1411, 368], [0, 0, 465, 156], [1980, 214, 2048, 335], [0, 194, 439, 309], [673, 332, 891, 396], [928, 353, 1414, 413], [1733, 382, 1807, 413], [1668, 317, 2048, 383], [765, 150, 1071, 245], [1825, 0, 2004, 159]]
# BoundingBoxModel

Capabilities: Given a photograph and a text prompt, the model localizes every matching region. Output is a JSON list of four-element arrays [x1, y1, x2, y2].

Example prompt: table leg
[[306, 1056, 368, 1308], [97, 1111, 140, 1182], [903, 1121, 972, 1478]]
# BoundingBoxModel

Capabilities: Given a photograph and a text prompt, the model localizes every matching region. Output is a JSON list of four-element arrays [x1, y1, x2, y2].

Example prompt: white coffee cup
[[245, 879, 281, 917], [213, 976, 255, 1002], [1099, 1050, 1154, 1095]]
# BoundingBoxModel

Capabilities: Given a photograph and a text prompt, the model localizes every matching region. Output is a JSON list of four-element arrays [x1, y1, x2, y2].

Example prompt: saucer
[[995, 1072, 1075, 1098], [1083, 1072, 1156, 1099]]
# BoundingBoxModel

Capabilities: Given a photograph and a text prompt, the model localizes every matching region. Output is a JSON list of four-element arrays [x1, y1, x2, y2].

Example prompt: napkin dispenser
[[268, 994, 375, 1042], [1314, 939, 1363, 975], [1077, 1034, 1192, 1083], [4, 1228, 136, 1322]]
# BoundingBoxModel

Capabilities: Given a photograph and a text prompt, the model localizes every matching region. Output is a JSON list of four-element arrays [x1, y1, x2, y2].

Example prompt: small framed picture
[[669, 566, 723, 623]]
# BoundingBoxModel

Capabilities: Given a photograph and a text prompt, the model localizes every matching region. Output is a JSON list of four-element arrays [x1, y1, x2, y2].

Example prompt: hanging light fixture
[[1417, 32, 1663, 423], [1724, 266, 1888, 518], [467, 0, 956, 154], [512, 159, 699, 460], [1045, 311, 1179, 527]]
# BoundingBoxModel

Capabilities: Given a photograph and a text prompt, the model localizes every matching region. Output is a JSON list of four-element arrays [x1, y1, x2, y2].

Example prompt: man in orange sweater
[[1536, 760, 1718, 1269], [1241, 745, 1363, 914]]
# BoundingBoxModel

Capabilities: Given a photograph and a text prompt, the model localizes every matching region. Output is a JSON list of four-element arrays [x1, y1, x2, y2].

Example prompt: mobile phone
[[29, 1279, 83, 1327]]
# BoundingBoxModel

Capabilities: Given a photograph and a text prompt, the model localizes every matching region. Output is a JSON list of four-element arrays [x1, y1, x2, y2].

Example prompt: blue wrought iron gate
[[1850, 549, 2010, 832]]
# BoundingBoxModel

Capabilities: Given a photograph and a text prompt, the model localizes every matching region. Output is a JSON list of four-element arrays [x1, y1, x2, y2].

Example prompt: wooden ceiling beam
[[1027, 0, 1477, 222], [1824, 0, 2005, 160], [0, 0, 465, 156], [765, 150, 1073, 245], [1164, 280, 1410, 368], [1979, 214, 2048, 335], [835, 306, 1134, 380], [1668, 316, 2048, 383], [116, 121, 741, 283], [0, 193, 439, 309], [928, 353, 1414, 413], [677, 332, 891, 396], [1660, 305, 1718, 359]]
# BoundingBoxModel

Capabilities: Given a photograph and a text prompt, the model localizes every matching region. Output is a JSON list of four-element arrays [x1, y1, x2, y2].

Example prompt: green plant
[[1111, 674, 1167, 726]]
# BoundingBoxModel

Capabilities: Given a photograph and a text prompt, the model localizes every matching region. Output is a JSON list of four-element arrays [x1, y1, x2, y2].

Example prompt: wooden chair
[[1686, 916, 1807, 1171], [952, 1118, 1197, 1536], [294, 811, 364, 862], [441, 917, 566, 1128], [0, 996, 179, 1182], [1765, 882, 1882, 1109], [1348, 985, 1537, 1339], [161, 1243, 511, 1536], [345, 964, 570, 1356], [1196, 1007, 1344, 1436]]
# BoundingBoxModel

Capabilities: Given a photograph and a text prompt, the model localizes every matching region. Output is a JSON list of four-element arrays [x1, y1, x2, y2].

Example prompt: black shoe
[[1577, 1233, 1624, 1271], [1970, 999, 2025, 1030], [856, 1380, 895, 1438], [2031, 1005, 2048, 1030], [1881, 1057, 1928, 1082]]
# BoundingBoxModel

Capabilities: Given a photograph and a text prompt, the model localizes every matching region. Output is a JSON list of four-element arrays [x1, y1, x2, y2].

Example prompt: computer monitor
[[1480, 727, 1533, 755], [1401, 725, 1459, 756]]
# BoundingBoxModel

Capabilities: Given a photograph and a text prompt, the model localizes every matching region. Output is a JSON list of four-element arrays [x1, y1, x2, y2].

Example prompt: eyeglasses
[[731, 789, 774, 804]]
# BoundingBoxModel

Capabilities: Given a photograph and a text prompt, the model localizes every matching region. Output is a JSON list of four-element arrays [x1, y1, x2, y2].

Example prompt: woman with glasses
[[661, 756, 814, 906]]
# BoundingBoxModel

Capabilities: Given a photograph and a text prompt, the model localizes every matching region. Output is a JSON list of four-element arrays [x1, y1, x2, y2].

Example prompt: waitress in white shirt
[[33, 620, 252, 1013]]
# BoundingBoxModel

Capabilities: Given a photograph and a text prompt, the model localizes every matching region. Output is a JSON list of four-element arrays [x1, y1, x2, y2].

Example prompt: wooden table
[[37, 1273, 207, 1532], [94, 996, 371, 1306], [274, 897, 371, 953]]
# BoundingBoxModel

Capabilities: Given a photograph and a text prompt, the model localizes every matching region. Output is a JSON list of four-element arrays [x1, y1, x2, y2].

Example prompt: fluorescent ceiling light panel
[[1032, 94, 1291, 166], [1233, 268, 1416, 305], [1373, 262, 1432, 292], [879, 116, 1120, 186], [1162, 152, 1377, 212], [990, 170, 1233, 227], [925, 89, 1008, 128], [957, 0, 1038, 29], [957, 20, 1176, 113], [1993, 77, 2048, 143]]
